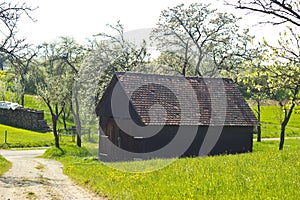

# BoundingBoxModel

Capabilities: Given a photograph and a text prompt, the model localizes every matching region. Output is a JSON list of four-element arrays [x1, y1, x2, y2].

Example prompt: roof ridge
[[115, 71, 232, 81]]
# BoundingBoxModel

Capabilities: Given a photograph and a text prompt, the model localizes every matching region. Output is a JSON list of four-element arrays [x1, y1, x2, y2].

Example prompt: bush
[[43, 145, 91, 158]]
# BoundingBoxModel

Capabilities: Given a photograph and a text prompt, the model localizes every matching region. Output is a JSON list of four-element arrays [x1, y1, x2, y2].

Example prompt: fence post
[[4, 130, 7, 144]]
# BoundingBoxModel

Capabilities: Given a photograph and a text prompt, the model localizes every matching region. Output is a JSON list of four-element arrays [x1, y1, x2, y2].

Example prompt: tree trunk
[[278, 99, 296, 150], [257, 100, 261, 142], [182, 64, 186, 77], [71, 92, 82, 147], [77, 133, 82, 147], [257, 125, 262, 142], [182, 42, 189, 77], [52, 116, 60, 148], [21, 93, 25, 107], [279, 123, 286, 150]]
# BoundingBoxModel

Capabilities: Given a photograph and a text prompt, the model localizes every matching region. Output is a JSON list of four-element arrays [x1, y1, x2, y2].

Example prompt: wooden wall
[[99, 122, 254, 162]]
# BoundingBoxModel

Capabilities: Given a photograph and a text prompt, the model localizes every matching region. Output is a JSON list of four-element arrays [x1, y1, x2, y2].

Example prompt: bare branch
[[0, 2, 37, 57], [225, 0, 300, 27]]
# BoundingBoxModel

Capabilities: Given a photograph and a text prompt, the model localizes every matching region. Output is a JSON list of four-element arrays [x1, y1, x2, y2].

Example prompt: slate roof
[[99, 72, 258, 126]]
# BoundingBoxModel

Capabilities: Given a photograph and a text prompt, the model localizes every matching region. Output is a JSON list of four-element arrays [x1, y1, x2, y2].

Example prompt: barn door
[[106, 118, 120, 146]]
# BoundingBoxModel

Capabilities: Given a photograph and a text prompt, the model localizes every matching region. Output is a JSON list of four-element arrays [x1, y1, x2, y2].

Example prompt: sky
[[17, 0, 284, 46]]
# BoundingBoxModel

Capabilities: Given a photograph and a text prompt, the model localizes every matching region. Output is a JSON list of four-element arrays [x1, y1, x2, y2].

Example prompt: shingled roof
[[98, 72, 258, 127]]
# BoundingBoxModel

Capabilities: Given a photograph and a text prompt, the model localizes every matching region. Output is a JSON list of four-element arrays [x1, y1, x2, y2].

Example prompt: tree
[[59, 37, 90, 147], [263, 27, 300, 150], [93, 21, 150, 99], [226, 0, 300, 26], [0, 2, 36, 106], [0, 70, 8, 100], [226, 0, 300, 150], [6, 46, 39, 106], [36, 42, 74, 148], [236, 49, 269, 142], [73, 22, 150, 147], [151, 3, 254, 77], [152, 51, 193, 75], [0, 2, 36, 56]]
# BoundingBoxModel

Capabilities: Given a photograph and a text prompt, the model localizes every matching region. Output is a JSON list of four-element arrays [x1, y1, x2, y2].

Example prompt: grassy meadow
[[43, 139, 300, 200], [0, 124, 54, 148], [0, 94, 299, 199], [257, 105, 300, 138], [0, 124, 78, 148]]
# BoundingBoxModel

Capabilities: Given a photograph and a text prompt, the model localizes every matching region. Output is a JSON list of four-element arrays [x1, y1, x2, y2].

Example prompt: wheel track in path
[[0, 150, 105, 200]]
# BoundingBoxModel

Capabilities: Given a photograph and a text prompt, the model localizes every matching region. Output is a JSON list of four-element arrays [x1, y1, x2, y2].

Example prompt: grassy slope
[[0, 124, 77, 148], [44, 139, 300, 200], [0, 155, 10, 176], [0, 124, 54, 148], [0, 94, 76, 148]]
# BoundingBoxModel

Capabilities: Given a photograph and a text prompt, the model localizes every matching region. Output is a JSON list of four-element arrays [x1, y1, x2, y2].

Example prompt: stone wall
[[0, 107, 49, 131]]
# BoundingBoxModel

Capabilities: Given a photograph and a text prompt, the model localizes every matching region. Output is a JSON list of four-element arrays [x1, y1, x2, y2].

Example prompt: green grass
[[44, 139, 300, 200], [0, 123, 81, 149], [0, 93, 76, 148], [0, 124, 55, 148], [1, 93, 300, 199], [253, 105, 300, 138], [0, 155, 11, 176], [42, 145, 92, 158]]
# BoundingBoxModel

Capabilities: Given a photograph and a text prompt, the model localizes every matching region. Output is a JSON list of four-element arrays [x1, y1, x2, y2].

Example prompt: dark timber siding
[[99, 122, 253, 161]]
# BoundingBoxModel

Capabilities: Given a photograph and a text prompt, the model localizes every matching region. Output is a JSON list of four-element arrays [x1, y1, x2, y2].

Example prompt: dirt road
[[0, 149, 104, 200]]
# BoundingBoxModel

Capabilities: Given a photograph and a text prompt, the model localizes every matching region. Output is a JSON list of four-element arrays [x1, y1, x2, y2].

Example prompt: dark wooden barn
[[96, 72, 258, 162]]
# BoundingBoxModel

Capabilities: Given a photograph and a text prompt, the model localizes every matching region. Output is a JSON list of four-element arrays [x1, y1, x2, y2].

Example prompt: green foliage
[[235, 47, 269, 101], [42, 147, 64, 157], [53, 139, 300, 199], [4, 45, 40, 105], [261, 27, 300, 103], [0, 71, 16, 101], [0, 155, 11, 176]]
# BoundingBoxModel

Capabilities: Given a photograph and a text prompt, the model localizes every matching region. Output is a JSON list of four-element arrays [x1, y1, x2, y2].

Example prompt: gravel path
[[0, 149, 104, 200]]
